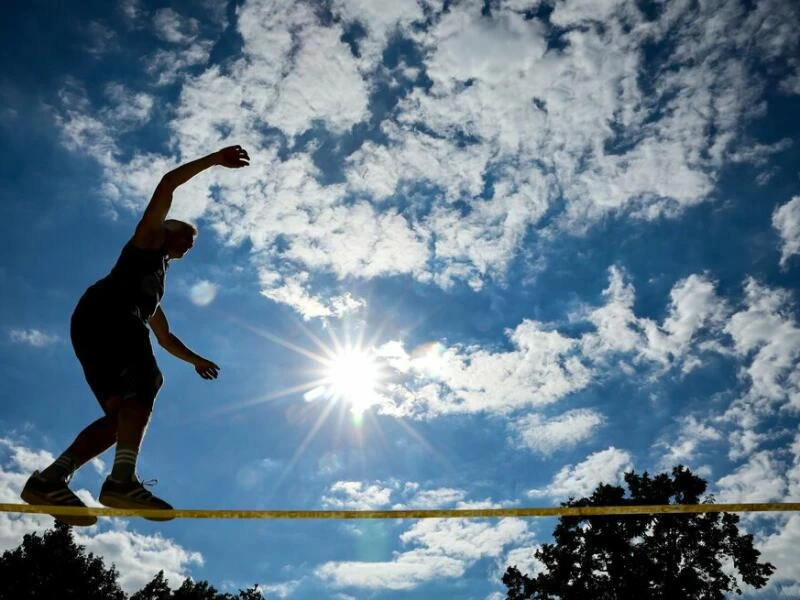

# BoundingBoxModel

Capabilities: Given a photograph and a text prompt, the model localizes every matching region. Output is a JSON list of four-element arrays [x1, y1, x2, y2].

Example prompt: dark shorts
[[70, 300, 163, 413]]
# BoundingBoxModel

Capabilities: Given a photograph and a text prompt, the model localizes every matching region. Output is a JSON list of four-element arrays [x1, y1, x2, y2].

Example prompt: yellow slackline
[[2, 502, 800, 520]]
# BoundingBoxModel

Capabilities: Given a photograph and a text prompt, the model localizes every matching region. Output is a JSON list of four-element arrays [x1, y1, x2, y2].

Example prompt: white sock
[[40, 452, 77, 482], [110, 447, 138, 481]]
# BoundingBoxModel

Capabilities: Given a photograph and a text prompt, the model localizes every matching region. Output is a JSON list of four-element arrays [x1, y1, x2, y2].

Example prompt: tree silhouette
[[503, 466, 775, 599], [172, 578, 233, 600], [130, 570, 172, 600], [0, 524, 267, 600], [0, 521, 125, 600], [133, 572, 265, 600], [235, 586, 265, 600]]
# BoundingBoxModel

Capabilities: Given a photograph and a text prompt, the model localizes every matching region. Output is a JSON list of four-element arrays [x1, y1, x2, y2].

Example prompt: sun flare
[[324, 348, 381, 415]]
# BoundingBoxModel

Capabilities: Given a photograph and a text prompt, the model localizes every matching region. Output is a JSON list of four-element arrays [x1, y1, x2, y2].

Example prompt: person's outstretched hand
[[193, 357, 220, 380], [216, 145, 250, 168]]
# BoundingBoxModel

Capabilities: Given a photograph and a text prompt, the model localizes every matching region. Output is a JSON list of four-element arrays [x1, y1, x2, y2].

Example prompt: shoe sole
[[20, 487, 97, 527], [99, 493, 174, 521]]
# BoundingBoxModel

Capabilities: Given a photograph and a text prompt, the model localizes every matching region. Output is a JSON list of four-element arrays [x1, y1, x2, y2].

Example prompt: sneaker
[[98, 476, 174, 521], [20, 471, 97, 527]]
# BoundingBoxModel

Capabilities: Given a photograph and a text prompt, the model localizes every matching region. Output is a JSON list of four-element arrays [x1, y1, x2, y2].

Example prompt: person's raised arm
[[135, 145, 249, 245]]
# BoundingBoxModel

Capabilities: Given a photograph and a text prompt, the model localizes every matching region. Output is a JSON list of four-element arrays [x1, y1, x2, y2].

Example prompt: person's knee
[[104, 395, 123, 416], [121, 363, 163, 411]]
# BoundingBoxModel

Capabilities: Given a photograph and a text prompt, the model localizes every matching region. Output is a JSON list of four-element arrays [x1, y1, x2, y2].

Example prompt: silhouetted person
[[21, 145, 250, 525]]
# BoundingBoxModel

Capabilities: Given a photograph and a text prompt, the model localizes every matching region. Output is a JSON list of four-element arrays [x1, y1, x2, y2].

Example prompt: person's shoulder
[[131, 223, 165, 251]]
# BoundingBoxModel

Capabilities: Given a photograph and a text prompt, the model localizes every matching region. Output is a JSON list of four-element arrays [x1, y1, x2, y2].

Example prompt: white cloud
[[789, 432, 800, 500], [656, 415, 722, 469], [321, 481, 394, 510], [772, 196, 800, 268], [331, 0, 425, 71], [379, 268, 729, 418], [188, 279, 218, 306], [500, 544, 545, 581], [257, 579, 302, 598], [266, 25, 369, 137], [581, 268, 727, 373], [144, 42, 213, 86], [510, 409, 605, 455], [715, 451, 787, 503], [83, 20, 118, 57], [723, 279, 800, 427], [316, 517, 527, 591], [119, 0, 145, 27], [314, 480, 529, 591], [378, 318, 592, 418], [50, 0, 800, 309], [316, 551, 465, 590], [756, 515, 800, 597], [153, 8, 199, 45], [259, 272, 366, 320], [394, 484, 466, 509], [78, 526, 203, 594], [8, 328, 59, 348], [527, 447, 634, 499], [102, 83, 153, 130], [400, 517, 528, 561], [321, 480, 471, 512]]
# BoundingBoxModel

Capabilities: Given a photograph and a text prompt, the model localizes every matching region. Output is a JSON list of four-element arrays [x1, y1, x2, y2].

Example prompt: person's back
[[80, 239, 169, 324]]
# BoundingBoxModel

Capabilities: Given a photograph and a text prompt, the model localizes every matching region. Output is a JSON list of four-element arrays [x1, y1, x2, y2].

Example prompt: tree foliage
[[0, 521, 125, 600], [0, 524, 265, 600], [503, 466, 775, 600]]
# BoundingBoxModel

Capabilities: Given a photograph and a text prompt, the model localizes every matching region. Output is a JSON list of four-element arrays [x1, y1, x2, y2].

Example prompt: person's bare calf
[[39, 396, 121, 482], [109, 396, 153, 481]]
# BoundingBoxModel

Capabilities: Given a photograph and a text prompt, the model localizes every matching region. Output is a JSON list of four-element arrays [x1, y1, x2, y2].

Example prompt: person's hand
[[193, 357, 220, 380], [215, 145, 250, 168]]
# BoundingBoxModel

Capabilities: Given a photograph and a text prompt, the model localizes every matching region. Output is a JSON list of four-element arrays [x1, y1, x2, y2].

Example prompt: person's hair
[[163, 219, 198, 237]]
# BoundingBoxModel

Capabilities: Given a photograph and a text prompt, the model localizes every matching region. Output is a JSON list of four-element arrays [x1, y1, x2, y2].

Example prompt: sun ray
[[195, 377, 330, 420], [392, 416, 457, 476], [271, 397, 339, 493], [209, 306, 455, 482], [289, 313, 339, 361], [223, 313, 331, 365]]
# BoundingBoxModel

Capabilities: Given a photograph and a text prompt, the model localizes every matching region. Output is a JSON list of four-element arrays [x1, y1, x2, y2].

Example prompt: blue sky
[[1, 0, 800, 597]]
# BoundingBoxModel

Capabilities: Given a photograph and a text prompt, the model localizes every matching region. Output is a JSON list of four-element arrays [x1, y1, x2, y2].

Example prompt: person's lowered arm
[[149, 306, 220, 380]]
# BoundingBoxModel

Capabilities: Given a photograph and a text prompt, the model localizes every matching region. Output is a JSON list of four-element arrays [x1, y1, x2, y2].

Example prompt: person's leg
[[109, 395, 153, 481], [39, 396, 121, 482], [100, 364, 173, 519]]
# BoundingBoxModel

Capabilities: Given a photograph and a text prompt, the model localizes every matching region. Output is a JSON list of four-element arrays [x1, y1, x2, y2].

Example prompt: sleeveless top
[[80, 239, 168, 325]]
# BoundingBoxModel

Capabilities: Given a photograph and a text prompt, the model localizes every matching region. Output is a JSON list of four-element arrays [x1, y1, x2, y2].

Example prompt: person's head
[[163, 219, 198, 259]]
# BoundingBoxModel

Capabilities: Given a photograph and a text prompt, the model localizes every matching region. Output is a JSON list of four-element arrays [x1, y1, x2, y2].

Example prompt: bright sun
[[324, 348, 381, 415]]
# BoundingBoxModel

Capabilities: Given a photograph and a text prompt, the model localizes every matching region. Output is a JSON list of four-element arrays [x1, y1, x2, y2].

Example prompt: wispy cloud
[[509, 409, 605, 456], [527, 447, 634, 499], [715, 450, 787, 503], [773, 196, 800, 268], [152, 8, 199, 45], [49, 0, 800, 309], [655, 415, 722, 470], [723, 279, 800, 427], [321, 481, 394, 510], [8, 328, 59, 348], [316, 516, 528, 591], [256, 580, 302, 599], [376, 267, 729, 418]]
